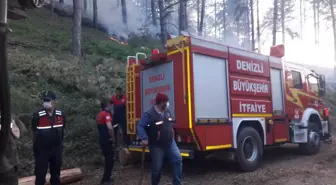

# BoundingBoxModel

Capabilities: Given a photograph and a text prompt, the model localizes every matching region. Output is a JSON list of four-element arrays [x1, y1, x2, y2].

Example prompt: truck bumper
[[127, 145, 194, 158]]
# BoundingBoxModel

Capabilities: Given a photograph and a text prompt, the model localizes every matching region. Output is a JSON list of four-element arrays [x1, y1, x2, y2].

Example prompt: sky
[[258, 0, 334, 68]]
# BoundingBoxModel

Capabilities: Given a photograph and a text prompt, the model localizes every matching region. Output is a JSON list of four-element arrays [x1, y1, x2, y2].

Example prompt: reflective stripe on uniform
[[37, 126, 52, 129], [0, 116, 14, 130], [39, 111, 46, 117]]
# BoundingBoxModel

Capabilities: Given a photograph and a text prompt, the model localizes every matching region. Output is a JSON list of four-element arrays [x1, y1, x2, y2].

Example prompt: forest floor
[[72, 117, 336, 185], [72, 137, 336, 185]]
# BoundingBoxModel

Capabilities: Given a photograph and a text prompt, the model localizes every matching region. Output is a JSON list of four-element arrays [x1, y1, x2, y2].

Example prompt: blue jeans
[[150, 141, 182, 185]]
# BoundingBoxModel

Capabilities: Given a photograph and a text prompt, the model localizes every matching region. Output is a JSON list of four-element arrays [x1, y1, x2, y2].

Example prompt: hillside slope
[[8, 8, 158, 176]]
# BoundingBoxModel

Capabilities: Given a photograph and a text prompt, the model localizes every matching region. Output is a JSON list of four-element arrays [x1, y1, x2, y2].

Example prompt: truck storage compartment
[[192, 53, 229, 121]]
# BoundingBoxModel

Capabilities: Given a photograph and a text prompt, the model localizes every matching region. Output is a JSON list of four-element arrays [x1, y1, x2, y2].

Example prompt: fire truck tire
[[299, 122, 321, 155], [235, 127, 263, 172]]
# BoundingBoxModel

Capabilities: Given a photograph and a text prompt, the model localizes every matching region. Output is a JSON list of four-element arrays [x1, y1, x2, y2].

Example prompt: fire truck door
[[270, 68, 289, 144]]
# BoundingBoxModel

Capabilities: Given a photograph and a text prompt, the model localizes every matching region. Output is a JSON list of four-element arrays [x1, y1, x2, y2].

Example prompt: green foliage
[[6, 8, 161, 176]]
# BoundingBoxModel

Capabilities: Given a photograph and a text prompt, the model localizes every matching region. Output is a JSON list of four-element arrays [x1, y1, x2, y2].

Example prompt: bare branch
[[163, 0, 188, 11]]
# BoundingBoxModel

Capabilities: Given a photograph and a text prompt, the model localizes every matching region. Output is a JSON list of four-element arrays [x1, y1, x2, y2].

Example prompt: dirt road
[[73, 137, 336, 185]]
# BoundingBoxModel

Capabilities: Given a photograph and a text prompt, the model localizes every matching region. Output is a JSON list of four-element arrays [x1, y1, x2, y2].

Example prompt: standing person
[[137, 93, 182, 185], [31, 91, 66, 185], [110, 87, 128, 146], [0, 114, 27, 185], [96, 99, 116, 185]]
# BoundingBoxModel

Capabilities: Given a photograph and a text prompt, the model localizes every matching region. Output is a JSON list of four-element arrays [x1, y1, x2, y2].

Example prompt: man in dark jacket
[[31, 91, 66, 185], [137, 93, 182, 185], [0, 114, 27, 185]]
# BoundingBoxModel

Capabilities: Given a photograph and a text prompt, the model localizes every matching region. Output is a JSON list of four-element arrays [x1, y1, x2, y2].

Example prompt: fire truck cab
[[121, 33, 330, 172]]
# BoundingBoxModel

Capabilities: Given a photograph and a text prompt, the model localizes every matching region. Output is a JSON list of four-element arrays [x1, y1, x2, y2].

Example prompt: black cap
[[42, 91, 56, 100]]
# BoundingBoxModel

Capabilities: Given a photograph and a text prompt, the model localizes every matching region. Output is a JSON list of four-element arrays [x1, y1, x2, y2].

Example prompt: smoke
[[61, 0, 159, 38], [57, 0, 248, 50]]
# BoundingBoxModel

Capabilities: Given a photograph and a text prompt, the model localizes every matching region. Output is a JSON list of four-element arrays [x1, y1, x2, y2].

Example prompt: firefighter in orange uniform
[[96, 99, 116, 185], [31, 91, 66, 185], [110, 87, 128, 146]]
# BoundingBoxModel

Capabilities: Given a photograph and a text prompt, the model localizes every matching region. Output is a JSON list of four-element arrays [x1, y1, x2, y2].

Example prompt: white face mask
[[43, 102, 52, 109]]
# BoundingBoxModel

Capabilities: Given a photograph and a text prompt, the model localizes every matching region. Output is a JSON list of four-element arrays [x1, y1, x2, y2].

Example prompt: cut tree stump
[[19, 168, 83, 185], [119, 148, 141, 166]]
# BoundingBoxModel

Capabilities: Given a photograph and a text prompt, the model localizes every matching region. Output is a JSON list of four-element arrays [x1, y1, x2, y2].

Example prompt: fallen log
[[19, 168, 83, 185]]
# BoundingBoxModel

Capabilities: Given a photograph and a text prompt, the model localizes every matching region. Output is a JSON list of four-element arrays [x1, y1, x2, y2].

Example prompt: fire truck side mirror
[[318, 75, 326, 97]]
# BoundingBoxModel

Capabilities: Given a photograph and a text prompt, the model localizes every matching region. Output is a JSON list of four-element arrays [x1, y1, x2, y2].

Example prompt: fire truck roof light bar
[[136, 52, 147, 65]]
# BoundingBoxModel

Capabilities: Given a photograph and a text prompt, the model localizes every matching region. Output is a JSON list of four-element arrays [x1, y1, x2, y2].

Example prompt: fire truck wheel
[[299, 122, 321, 155], [235, 127, 263, 172]]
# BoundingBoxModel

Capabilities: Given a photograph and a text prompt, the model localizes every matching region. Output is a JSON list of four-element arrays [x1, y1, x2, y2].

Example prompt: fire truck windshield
[[308, 75, 319, 94]]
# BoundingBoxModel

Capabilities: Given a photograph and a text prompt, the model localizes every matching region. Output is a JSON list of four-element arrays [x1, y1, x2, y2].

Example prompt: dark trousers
[[114, 120, 129, 146], [34, 145, 62, 185], [0, 166, 18, 185], [150, 141, 182, 185], [100, 140, 115, 183]]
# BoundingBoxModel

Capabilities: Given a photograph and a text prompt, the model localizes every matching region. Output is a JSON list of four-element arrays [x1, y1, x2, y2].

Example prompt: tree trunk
[[328, 0, 336, 73], [184, 1, 188, 30], [93, 0, 98, 29], [256, 0, 261, 53], [84, 0, 87, 12], [19, 168, 83, 185], [121, 0, 128, 25], [250, 0, 255, 50], [246, 5, 250, 48], [313, 0, 317, 44], [223, 0, 226, 39], [300, 0, 303, 39], [158, 0, 166, 48], [179, 0, 188, 33], [164, 0, 174, 34], [199, 0, 206, 35], [316, 0, 320, 45], [197, 0, 200, 33], [145, 0, 148, 18], [303, 0, 306, 24], [215, 0, 217, 38], [272, 0, 278, 45], [280, 0, 285, 44], [151, 0, 157, 26], [72, 0, 82, 57], [51, 0, 54, 18], [59, 0, 64, 3]]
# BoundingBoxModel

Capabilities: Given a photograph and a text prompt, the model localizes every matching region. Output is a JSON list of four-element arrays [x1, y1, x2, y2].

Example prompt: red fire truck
[[120, 33, 330, 172]]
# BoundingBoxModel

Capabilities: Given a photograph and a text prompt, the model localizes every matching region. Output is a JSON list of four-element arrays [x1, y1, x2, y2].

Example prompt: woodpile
[[19, 168, 83, 185]]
